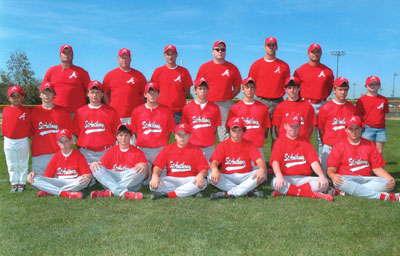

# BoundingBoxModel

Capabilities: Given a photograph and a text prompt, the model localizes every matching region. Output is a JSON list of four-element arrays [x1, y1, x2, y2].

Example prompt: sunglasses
[[213, 48, 226, 52]]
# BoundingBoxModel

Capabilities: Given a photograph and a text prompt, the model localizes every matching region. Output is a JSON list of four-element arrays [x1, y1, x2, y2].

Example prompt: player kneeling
[[90, 124, 148, 200], [270, 113, 332, 201], [327, 116, 399, 202], [27, 129, 92, 199], [150, 123, 209, 200], [209, 118, 266, 200]]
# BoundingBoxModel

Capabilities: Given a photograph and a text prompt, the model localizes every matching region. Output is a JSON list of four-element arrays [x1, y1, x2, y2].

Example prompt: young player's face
[[145, 90, 159, 104], [285, 85, 300, 101], [333, 86, 349, 102], [366, 82, 380, 93], [118, 54, 131, 70], [195, 85, 209, 100], [40, 89, 55, 103], [175, 131, 190, 147], [242, 84, 256, 99], [284, 123, 300, 140], [60, 48, 73, 63], [264, 43, 277, 56], [116, 132, 131, 149], [308, 49, 322, 62], [164, 50, 177, 65], [230, 127, 243, 142], [212, 43, 226, 61], [8, 93, 24, 107], [346, 125, 362, 142], [87, 88, 103, 105], [57, 136, 73, 152]]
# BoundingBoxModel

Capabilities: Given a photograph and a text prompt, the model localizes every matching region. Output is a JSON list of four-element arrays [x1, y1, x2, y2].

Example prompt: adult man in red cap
[[151, 44, 193, 124], [43, 44, 91, 116], [196, 40, 242, 141], [248, 37, 290, 146]]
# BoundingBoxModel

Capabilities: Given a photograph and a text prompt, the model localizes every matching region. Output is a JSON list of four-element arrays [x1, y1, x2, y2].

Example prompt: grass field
[[1, 121, 399, 255]]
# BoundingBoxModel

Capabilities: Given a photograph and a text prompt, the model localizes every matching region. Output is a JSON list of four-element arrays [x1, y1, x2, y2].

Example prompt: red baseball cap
[[118, 48, 131, 57], [213, 40, 226, 49], [60, 44, 73, 54], [164, 44, 177, 54], [284, 76, 300, 87], [334, 77, 349, 87], [283, 112, 301, 126], [365, 76, 381, 87], [7, 85, 24, 97], [308, 43, 322, 52], [242, 77, 256, 86], [144, 82, 160, 93], [175, 123, 191, 134], [39, 82, 55, 92], [265, 37, 277, 46], [88, 80, 103, 91], [194, 77, 208, 87], [56, 129, 72, 141], [346, 115, 363, 128], [228, 117, 245, 129]]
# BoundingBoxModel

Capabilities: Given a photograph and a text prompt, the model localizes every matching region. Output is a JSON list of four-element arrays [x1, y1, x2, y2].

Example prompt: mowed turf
[[0, 121, 399, 255]]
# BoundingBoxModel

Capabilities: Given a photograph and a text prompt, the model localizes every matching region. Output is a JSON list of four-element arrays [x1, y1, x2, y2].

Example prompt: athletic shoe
[[91, 190, 112, 198], [151, 192, 168, 200], [272, 191, 284, 197], [17, 185, 26, 193], [122, 191, 143, 200], [247, 189, 264, 198], [395, 193, 400, 202], [65, 191, 83, 199], [193, 192, 203, 198], [38, 190, 53, 197], [313, 192, 333, 202], [327, 187, 346, 196], [10, 185, 18, 193], [210, 191, 229, 200]]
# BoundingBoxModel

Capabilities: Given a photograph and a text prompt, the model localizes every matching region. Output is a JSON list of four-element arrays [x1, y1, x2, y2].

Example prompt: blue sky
[[1, 0, 399, 98]]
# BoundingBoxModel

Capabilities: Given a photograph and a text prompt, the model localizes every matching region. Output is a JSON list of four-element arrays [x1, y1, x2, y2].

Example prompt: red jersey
[[182, 100, 221, 147], [210, 138, 262, 174], [1, 106, 31, 139], [100, 145, 147, 172], [131, 104, 175, 148], [270, 136, 319, 176], [30, 105, 74, 156], [44, 149, 91, 178], [226, 100, 271, 147], [103, 67, 147, 118], [327, 138, 385, 176], [248, 58, 290, 98], [150, 65, 193, 113], [153, 142, 209, 177], [294, 63, 334, 100], [356, 94, 389, 128], [318, 100, 356, 146], [196, 60, 242, 102], [43, 64, 90, 114], [272, 99, 317, 140], [74, 104, 121, 149]]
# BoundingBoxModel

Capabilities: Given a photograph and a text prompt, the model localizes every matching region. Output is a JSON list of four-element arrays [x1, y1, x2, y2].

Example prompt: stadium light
[[352, 83, 356, 99], [393, 72, 398, 98], [330, 51, 346, 78]]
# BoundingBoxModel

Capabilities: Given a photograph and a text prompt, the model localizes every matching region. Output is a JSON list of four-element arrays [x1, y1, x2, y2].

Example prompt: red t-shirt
[[153, 142, 209, 177], [248, 57, 290, 98], [30, 105, 74, 156], [210, 138, 262, 174], [272, 99, 317, 140], [103, 67, 147, 118], [151, 65, 193, 113], [74, 104, 121, 148], [2, 106, 31, 139], [100, 145, 147, 172], [131, 104, 175, 148], [44, 149, 91, 178], [294, 63, 334, 100], [356, 94, 389, 128], [270, 136, 319, 176], [196, 60, 242, 102], [182, 100, 221, 147], [226, 100, 271, 147], [327, 138, 385, 176], [318, 100, 356, 146], [43, 65, 90, 114]]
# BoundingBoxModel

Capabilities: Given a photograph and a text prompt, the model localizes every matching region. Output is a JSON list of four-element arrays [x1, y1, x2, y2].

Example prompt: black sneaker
[[10, 185, 18, 193], [151, 192, 168, 200], [247, 189, 264, 198], [17, 185, 26, 193], [210, 191, 229, 200]]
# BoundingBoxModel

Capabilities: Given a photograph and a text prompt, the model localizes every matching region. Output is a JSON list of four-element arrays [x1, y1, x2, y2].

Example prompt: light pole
[[393, 73, 398, 98], [330, 51, 346, 78], [352, 83, 356, 99]]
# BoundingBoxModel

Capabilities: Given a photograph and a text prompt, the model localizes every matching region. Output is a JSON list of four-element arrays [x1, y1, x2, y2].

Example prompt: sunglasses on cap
[[213, 48, 226, 52]]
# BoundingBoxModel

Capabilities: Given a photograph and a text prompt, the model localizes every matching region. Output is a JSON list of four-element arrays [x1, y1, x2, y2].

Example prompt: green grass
[[1, 121, 400, 255]]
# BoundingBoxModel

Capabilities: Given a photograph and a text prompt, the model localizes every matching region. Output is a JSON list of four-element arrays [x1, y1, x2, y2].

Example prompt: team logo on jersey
[[19, 112, 26, 120], [127, 77, 135, 85], [38, 122, 59, 136], [69, 72, 77, 79], [332, 118, 346, 131], [112, 164, 130, 172], [274, 66, 281, 74], [318, 71, 326, 78], [284, 153, 306, 168], [84, 120, 106, 134], [221, 69, 230, 77], [242, 117, 260, 130], [170, 161, 192, 173], [348, 158, 369, 172], [142, 121, 162, 134], [174, 75, 182, 83], [56, 168, 78, 179], [192, 116, 211, 129], [377, 103, 384, 110], [225, 157, 246, 171]]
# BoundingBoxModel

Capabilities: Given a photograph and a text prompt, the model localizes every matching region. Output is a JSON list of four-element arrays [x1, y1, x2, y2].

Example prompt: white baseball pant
[[80, 147, 109, 166], [310, 101, 326, 157], [214, 100, 233, 142], [320, 144, 332, 175], [270, 175, 325, 194], [32, 175, 87, 196], [150, 176, 207, 197], [93, 166, 145, 197], [4, 137, 30, 185], [32, 153, 55, 175], [208, 170, 265, 197], [336, 175, 390, 200], [138, 146, 164, 185], [200, 145, 215, 165]]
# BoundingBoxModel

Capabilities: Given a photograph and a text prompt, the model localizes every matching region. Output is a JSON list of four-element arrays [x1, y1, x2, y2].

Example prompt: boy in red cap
[[356, 76, 389, 154], [2, 85, 31, 192], [27, 129, 92, 199]]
